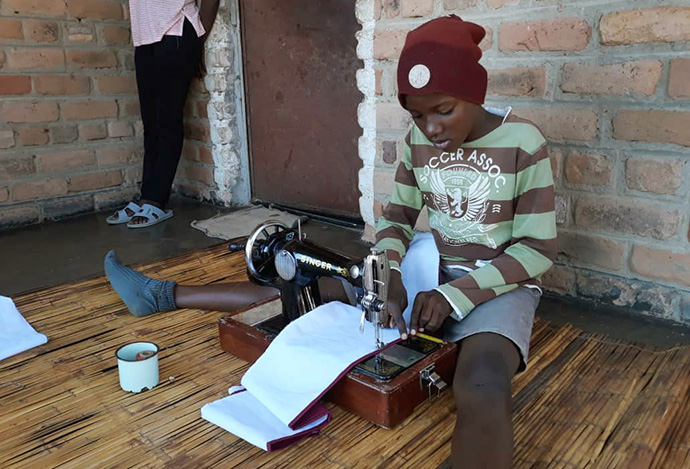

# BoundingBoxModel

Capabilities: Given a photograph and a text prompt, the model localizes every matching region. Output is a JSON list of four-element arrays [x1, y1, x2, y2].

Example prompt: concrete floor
[[3, 197, 690, 346]]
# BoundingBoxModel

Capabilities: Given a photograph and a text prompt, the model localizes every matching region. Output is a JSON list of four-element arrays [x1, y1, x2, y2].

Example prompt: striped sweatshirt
[[375, 114, 557, 321]]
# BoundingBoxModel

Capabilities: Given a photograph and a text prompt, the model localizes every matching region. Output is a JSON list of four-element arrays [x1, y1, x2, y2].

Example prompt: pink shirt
[[129, 0, 206, 47]]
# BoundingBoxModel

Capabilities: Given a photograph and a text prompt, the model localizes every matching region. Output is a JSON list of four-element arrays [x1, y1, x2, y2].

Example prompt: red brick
[[0, 205, 39, 227], [558, 231, 625, 270], [382, 141, 397, 164], [0, 158, 35, 178], [68, 170, 122, 192], [565, 153, 612, 186], [124, 166, 142, 184], [487, 0, 517, 8], [18, 127, 49, 146], [0, 187, 8, 203], [575, 198, 679, 240], [95, 76, 137, 94], [613, 110, 690, 148], [541, 265, 575, 294], [600, 7, 690, 45], [184, 165, 214, 185], [36, 149, 95, 172], [514, 108, 598, 142], [0, 0, 66, 17], [102, 25, 130, 45], [443, 0, 478, 10], [499, 18, 591, 52], [549, 149, 563, 181], [374, 169, 396, 195], [198, 146, 213, 164], [50, 125, 78, 144], [34, 74, 90, 95], [65, 23, 94, 43], [669, 59, 690, 99], [487, 67, 545, 97], [119, 98, 141, 117], [382, 0, 402, 18], [66, 50, 117, 69], [401, 0, 433, 18], [377, 103, 411, 131], [67, 0, 123, 21], [107, 121, 133, 138], [5, 48, 64, 70], [0, 19, 23, 40], [183, 122, 210, 142], [196, 101, 208, 119], [0, 130, 15, 149], [13, 178, 67, 201], [97, 146, 140, 166], [625, 158, 684, 195], [0, 76, 31, 95], [25, 20, 59, 43], [479, 26, 493, 52], [79, 123, 108, 140], [630, 245, 690, 287], [375, 70, 383, 95], [561, 60, 662, 97], [62, 101, 118, 120], [79, 123, 107, 141], [2, 101, 59, 123], [373, 29, 407, 60]]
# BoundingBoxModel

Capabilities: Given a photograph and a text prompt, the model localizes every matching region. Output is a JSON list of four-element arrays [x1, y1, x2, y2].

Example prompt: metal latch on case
[[419, 363, 447, 399]]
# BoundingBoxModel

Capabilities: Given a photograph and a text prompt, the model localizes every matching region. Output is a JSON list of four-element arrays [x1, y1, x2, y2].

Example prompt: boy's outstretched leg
[[105, 250, 277, 317], [451, 333, 520, 469]]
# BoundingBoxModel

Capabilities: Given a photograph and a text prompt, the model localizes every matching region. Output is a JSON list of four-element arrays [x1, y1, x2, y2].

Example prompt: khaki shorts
[[440, 265, 541, 373]]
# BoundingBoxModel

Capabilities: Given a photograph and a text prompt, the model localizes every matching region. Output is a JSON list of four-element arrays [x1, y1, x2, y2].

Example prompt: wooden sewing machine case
[[218, 299, 457, 429]]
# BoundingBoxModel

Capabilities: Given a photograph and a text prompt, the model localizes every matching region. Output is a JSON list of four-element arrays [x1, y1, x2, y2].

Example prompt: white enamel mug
[[115, 341, 159, 392]]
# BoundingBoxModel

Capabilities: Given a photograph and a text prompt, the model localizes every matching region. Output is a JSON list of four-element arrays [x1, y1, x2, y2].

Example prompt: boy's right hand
[[381, 269, 408, 339]]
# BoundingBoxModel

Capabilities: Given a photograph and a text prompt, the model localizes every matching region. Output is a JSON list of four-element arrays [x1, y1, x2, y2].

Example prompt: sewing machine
[[217, 219, 457, 428]]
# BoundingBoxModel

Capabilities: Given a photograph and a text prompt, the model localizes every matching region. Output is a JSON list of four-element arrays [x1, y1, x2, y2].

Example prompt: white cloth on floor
[[201, 386, 330, 451], [0, 296, 48, 361], [202, 232, 441, 449]]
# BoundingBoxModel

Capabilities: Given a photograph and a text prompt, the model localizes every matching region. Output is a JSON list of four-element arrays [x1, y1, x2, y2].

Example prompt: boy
[[375, 15, 556, 468]]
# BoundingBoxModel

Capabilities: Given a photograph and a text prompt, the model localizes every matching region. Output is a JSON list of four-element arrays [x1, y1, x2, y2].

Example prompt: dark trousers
[[135, 20, 202, 206]]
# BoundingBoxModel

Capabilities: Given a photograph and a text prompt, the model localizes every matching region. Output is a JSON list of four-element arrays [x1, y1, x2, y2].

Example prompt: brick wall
[[0, 0, 217, 229], [356, 0, 690, 323]]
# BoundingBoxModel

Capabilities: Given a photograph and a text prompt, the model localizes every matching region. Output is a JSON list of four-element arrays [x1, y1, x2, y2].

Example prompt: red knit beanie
[[397, 15, 487, 107]]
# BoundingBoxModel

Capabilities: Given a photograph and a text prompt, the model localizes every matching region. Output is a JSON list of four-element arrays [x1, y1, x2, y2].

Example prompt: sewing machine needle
[[359, 310, 366, 333]]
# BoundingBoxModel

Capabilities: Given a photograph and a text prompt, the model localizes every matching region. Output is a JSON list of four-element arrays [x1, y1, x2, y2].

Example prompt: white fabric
[[201, 387, 329, 451], [0, 296, 47, 361]]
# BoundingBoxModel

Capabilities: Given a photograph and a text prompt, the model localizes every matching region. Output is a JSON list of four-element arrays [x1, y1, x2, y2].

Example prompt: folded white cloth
[[201, 386, 330, 451], [202, 232, 441, 449], [242, 301, 401, 428], [0, 296, 48, 361]]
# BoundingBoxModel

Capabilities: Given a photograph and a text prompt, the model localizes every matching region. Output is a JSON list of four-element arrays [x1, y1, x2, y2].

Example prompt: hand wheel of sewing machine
[[227, 219, 306, 288]]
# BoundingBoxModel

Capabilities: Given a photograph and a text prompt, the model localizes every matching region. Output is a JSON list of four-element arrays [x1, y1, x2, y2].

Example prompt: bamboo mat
[[2, 245, 690, 468]]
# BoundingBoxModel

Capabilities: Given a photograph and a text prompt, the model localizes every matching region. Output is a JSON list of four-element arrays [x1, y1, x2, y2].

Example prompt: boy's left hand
[[409, 290, 453, 334]]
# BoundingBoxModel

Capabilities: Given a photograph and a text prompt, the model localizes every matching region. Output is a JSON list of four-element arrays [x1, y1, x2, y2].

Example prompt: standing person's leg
[[107, 43, 157, 224], [131, 20, 202, 225], [450, 333, 520, 469]]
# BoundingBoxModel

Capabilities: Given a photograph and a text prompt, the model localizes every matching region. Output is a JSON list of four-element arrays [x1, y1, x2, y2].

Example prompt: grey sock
[[104, 250, 177, 317]]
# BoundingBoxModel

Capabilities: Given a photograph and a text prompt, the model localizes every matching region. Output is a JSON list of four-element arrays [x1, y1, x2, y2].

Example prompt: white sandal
[[107, 202, 142, 225], [127, 203, 173, 229]]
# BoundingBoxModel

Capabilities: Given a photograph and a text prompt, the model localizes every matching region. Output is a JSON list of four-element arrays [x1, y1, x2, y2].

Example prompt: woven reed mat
[[2, 244, 690, 468]]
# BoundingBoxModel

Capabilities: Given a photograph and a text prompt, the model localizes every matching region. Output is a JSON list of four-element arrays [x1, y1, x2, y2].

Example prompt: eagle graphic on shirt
[[428, 166, 498, 248]]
